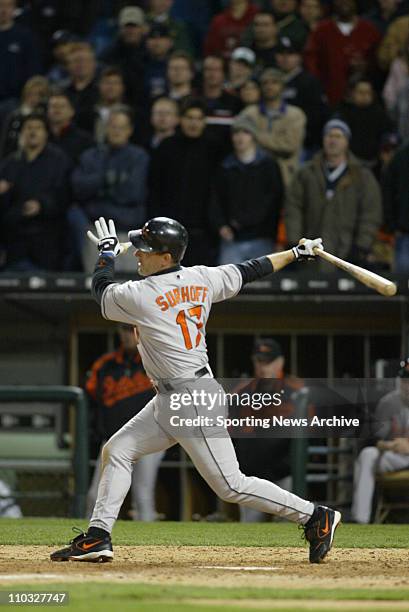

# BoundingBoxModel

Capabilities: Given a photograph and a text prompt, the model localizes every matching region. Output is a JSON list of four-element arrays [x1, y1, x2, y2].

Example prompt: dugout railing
[[0, 386, 88, 517]]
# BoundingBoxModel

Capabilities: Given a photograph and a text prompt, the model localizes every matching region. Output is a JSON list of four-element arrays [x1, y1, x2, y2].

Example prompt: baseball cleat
[[301, 505, 341, 563], [50, 528, 113, 563]]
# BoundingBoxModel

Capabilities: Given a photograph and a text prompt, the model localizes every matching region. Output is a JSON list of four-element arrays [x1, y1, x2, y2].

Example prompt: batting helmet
[[128, 217, 188, 263]]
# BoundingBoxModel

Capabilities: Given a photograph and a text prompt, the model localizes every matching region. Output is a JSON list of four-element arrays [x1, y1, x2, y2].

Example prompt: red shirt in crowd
[[204, 2, 259, 58], [304, 18, 381, 106]]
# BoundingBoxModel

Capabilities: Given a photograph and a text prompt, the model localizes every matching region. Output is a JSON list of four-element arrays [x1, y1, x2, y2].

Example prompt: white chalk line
[[195, 566, 280, 571]]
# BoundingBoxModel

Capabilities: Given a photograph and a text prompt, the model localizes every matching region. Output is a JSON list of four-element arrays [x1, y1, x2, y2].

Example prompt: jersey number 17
[[176, 306, 203, 350]]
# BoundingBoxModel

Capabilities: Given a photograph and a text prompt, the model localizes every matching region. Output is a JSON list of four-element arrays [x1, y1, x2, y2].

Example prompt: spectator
[[249, 10, 279, 71], [285, 119, 382, 270], [86, 323, 164, 522], [240, 67, 306, 185], [383, 138, 409, 273], [47, 30, 79, 85], [239, 78, 261, 107], [233, 338, 304, 522], [304, 0, 381, 106], [145, 23, 174, 100], [99, 6, 146, 108], [351, 360, 409, 524], [365, 0, 408, 35], [269, 0, 309, 49], [276, 36, 328, 158], [390, 76, 409, 144], [382, 35, 409, 114], [0, 0, 42, 106], [148, 98, 220, 266], [146, 0, 194, 56], [64, 42, 99, 128], [0, 76, 49, 158], [166, 50, 196, 104], [148, 96, 179, 150], [204, 0, 259, 58], [378, 13, 409, 71], [299, 0, 323, 34], [47, 91, 94, 163], [211, 114, 283, 264], [335, 76, 393, 169], [71, 106, 149, 272], [79, 67, 127, 144], [201, 54, 242, 148], [0, 113, 71, 271], [226, 47, 256, 94]]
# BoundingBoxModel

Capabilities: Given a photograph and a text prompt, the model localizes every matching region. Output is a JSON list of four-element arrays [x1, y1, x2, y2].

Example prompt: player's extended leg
[[130, 449, 166, 521], [50, 397, 176, 562]]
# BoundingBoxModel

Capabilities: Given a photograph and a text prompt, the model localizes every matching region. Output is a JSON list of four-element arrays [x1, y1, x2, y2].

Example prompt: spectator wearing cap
[[148, 98, 220, 266], [351, 359, 409, 524], [64, 42, 99, 128], [248, 10, 279, 71], [226, 47, 256, 95], [166, 50, 196, 105], [232, 338, 305, 522], [201, 54, 242, 152], [0, 0, 42, 107], [304, 0, 381, 106], [204, 0, 259, 58], [276, 36, 328, 158], [48, 31, 79, 85], [211, 114, 283, 264], [144, 23, 174, 100], [146, 0, 195, 56], [0, 113, 71, 271], [47, 91, 94, 163], [268, 0, 309, 49], [383, 137, 409, 273], [99, 6, 146, 109], [148, 96, 179, 151], [71, 106, 149, 272], [335, 76, 393, 170], [0, 76, 49, 158], [239, 67, 306, 185], [285, 119, 382, 270]]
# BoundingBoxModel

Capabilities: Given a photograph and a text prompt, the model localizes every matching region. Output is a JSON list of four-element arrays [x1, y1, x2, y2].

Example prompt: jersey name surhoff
[[101, 264, 242, 380]]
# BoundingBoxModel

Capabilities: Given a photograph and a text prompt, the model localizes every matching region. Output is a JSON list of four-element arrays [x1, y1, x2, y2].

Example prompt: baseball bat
[[313, 249, 397, 297]]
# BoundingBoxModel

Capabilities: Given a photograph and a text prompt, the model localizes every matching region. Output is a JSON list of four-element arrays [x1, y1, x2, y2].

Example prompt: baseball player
[[51, 216, 341, 564]]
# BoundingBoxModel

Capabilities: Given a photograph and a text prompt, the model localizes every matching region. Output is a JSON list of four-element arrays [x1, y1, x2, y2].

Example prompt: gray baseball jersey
[[101, 264, 242, 380]]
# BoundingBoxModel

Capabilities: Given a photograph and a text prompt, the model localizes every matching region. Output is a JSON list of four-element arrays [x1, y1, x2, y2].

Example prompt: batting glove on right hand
[[292, 237, 324, 261], [87, 217, 130, 257]]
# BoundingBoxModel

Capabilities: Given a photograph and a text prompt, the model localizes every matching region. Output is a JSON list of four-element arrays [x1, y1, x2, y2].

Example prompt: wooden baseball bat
[[313, 249, 397, 296]]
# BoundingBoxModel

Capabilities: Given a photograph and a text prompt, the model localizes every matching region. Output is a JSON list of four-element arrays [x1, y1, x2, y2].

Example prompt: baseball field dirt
[[1, 520, 409, 611]]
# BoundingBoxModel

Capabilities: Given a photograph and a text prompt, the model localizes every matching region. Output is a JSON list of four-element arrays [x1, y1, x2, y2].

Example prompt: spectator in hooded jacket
[[0, 113, 71, 271], [285, 119, 382, 271], [211, 114, 283, 264], [70, 106, 149, 272]]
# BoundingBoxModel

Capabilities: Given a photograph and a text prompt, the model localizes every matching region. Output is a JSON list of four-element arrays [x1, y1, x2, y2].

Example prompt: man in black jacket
[[47, 91, 94, 163], [148, 98, 220, 265], [211, 114, 283, 264], [0, 113, 71, 270]]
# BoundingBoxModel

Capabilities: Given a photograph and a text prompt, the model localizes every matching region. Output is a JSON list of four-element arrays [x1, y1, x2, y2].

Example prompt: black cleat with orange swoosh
[[302, 506, 342, 563], [50, 528, 113, 563]]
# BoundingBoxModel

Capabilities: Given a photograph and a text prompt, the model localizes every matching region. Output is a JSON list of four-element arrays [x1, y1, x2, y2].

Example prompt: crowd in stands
[[1, 0, 409, 272]]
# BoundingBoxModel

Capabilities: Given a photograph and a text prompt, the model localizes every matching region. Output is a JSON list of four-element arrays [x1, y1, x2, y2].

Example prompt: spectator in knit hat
[[211, 114, 283, 264], [239, 67, 306, 185], [285, 119, 382, 271]]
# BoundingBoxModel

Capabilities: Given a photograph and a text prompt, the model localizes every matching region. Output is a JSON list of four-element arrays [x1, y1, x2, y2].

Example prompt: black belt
[[155, 365, 211, 393]]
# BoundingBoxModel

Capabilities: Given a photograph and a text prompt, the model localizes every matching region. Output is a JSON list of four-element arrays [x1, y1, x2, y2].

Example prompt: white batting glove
[[87, 217, 131, 257], [292, 237, 324, 261]]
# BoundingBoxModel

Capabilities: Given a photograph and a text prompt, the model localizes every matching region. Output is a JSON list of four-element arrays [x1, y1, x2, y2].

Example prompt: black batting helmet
[[128, 217, 188, 263]]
